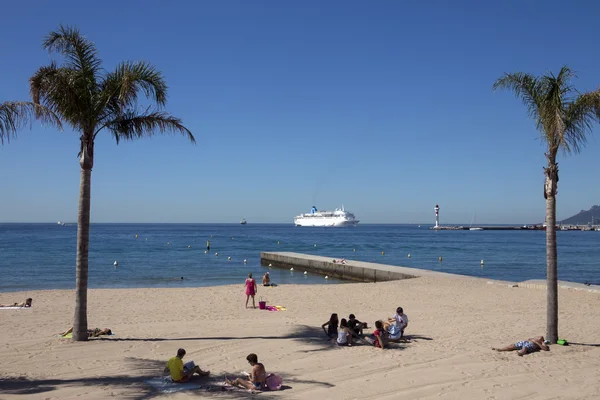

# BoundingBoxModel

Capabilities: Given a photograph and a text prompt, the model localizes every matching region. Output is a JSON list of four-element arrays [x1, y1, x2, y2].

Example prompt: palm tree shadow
[[0, 357, 333, 399]]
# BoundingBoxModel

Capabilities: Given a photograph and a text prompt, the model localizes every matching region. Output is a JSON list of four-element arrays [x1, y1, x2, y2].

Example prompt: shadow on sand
[[0, 356, 333, 399]]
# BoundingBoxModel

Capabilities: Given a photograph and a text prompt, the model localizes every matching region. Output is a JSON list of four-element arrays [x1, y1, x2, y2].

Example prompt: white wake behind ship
[[294, 205, 359, 227]]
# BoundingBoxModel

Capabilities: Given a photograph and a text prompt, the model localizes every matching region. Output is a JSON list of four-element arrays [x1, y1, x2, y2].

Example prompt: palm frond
[[0, 101, 62, 144], [99, 108, 195, 144], [100, 61, 167, 113], [30, 63, 91, 131], [562, 90, 600, 154], [43, 25, 102, 76], [493, 72, 543, 130]]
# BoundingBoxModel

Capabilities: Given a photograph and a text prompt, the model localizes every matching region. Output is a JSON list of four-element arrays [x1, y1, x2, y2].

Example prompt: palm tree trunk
[[544, 158, 559, 343], [73, 137, 93, 341]]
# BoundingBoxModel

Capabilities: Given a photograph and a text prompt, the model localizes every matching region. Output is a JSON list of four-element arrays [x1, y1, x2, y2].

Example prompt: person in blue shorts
[[492, 336, 549, 356]]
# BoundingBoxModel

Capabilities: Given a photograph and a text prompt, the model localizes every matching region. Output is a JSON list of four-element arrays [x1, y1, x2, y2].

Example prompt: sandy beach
[[1, 275, 599, 399]]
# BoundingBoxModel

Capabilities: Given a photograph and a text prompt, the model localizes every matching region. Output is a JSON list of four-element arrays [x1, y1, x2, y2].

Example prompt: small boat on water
[[469, 227, 483, 231], [240, 218, 247, 225]]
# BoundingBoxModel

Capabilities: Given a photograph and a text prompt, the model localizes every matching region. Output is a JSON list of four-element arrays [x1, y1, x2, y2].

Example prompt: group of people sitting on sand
[[164, 348, 281, 393], [321, 307, 409, 349], [321, 308, 550, 356]]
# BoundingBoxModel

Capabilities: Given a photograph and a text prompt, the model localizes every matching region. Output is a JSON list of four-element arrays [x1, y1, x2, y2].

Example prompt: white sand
[[1, 276, 599, 399]]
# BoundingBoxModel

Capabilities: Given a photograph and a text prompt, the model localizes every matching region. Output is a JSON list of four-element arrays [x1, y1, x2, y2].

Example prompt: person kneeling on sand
[[164, 348, 210, 383], [0, 298, 32, 307], [492, 336, 549, 356], [226, 353, 267, 392], [364, 321, 389, 349], [384, 307, 409, 342]]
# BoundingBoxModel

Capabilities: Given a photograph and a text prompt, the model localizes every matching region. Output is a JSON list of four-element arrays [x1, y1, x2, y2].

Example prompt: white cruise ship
[[294, 206, 359, 227]]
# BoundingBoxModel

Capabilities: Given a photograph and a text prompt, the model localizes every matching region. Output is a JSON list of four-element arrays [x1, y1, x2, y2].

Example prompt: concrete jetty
[[261, 252, 476, 283], [260, 252, 600, 293]]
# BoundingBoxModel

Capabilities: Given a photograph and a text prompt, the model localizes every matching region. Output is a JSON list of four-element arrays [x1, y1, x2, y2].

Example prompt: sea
[[1, 223, 599, 292]]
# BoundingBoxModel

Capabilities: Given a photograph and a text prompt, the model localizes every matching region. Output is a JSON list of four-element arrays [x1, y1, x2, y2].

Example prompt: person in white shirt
[[386, 307, 408, 341]]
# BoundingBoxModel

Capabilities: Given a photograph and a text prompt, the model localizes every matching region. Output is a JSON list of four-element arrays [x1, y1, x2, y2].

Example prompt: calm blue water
[[0, 223, 599, 292]]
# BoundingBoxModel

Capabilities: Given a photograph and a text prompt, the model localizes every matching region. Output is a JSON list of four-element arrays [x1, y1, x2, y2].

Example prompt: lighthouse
[[434, 204, 440, 229]]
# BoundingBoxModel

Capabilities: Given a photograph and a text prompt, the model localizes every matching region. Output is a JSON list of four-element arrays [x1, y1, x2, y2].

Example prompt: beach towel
[[0, 306, 32, 310], [145, 376, 200, 393], [265, 305, 286, 312]]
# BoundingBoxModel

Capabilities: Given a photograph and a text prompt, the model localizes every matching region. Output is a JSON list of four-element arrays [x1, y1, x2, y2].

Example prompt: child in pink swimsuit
[[245, 273, 257, 309]]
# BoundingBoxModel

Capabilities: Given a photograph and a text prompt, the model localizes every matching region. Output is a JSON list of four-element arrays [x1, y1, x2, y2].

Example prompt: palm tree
[[0, 101, 61, 144], [30, 25, 195, 341], [493, 66, 600, 343]]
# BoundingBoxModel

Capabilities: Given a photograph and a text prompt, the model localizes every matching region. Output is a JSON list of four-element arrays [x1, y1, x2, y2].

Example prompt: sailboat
[[469, 213, 483, 231]]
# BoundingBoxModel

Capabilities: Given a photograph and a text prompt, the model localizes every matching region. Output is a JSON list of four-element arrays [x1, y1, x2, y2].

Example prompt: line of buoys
[[290, 267, 294, 271], [244, 259, 247, 264], [135, 234, 138, 238], [277, 241, 280, 245], [381, 251, 385, 256], [304, 271, 307, 275], [353, 248, 356, 252], [408, 253, 411, 258], [167, 242, 170, 245], [187, 245, 191, 248], [215, 252, 219, 256], [228, 256, 231, 261], [314, 244, 317, 247], [325, 275, 329, 279], [439, 256, 443, 262], [481, 259, 484, 266], [114, 261, 118, 267]]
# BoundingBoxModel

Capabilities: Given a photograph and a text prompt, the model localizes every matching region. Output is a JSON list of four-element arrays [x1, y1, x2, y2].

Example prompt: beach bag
[[265, 373, 282, 390]]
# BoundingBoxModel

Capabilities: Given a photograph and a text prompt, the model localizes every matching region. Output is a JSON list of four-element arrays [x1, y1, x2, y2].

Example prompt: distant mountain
[[561, 205, 600, 225]]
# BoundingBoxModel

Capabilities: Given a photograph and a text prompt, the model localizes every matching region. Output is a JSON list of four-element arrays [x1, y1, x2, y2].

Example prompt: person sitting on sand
[[492, 336, 550, 356], [0, 298, 32, 307], [348, 314, 368, 338], [245, 273, 258, 309], [336, 318, 353, 347], [364, 320, 389, 349], [164, 348, 210, 383], [262, 272, 271, 286], [60, 327, 112, 338], [385, 307, 409, 341], [322, 313, 339, 339], [226, 353, 267, 392]]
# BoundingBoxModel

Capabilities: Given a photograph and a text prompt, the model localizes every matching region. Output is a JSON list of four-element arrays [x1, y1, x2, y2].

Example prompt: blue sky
[[1, 0, 599, 224]]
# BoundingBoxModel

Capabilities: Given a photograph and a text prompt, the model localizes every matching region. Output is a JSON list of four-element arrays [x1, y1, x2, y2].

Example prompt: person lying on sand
[[492, 336, 550, 356], [164, 348, 210, 383], [226, 353, 266, 393], [0, 298, 32, 307], [332, 259, 347, 264], [60, 327, 112, 338]]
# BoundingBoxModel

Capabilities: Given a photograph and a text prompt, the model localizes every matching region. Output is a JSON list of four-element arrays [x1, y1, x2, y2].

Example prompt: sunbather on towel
[[0, 298, 32, 307], [226, 353, 267, 392], [164, 348, 210, 383], [60, 327, 112, 338]]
